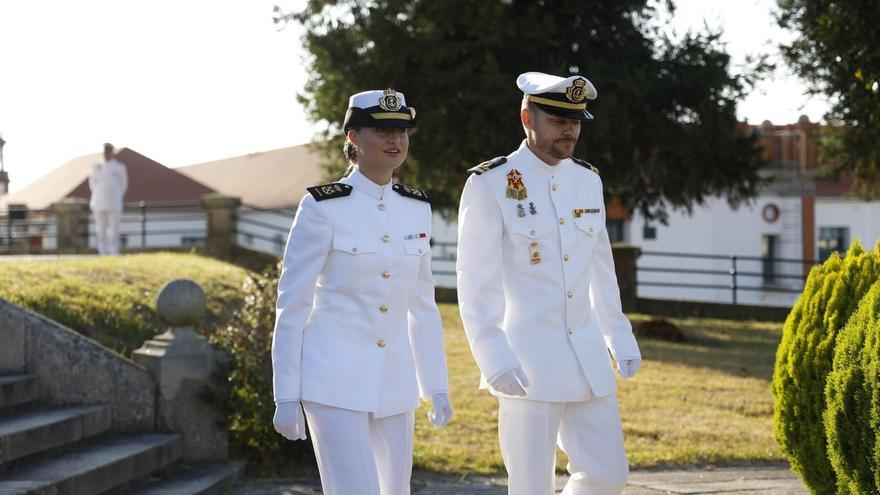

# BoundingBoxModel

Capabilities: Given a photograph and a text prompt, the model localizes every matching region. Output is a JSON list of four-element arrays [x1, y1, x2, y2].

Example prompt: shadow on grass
[[629, 315, 782, 381]]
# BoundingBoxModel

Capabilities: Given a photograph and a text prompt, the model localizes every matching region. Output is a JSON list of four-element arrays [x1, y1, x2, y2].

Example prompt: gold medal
[[529, 242, 541, 265], [506, 169, 528, 200]]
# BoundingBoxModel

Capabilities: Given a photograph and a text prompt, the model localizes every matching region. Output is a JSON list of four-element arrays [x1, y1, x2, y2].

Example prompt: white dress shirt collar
[[347, 167, 392, 200], [513, 139, 565, 178]]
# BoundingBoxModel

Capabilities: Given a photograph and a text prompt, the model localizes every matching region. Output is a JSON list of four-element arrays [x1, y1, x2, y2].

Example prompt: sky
[[0, 0, 830, 193]]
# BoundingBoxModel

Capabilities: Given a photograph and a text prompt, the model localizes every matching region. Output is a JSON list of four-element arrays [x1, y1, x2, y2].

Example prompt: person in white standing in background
[[456, 72, 642, 495], [272, 89, 453, 495], [88, 142, 128, 255]]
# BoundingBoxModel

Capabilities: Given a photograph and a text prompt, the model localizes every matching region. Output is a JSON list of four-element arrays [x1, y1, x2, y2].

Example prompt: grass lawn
[[0, 254, 785, 474], [0, 252, 250, 356], [412, 306, 785, 474]]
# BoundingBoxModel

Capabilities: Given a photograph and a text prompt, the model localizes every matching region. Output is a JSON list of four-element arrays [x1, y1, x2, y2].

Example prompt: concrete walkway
[[231, 464, 807, 494]]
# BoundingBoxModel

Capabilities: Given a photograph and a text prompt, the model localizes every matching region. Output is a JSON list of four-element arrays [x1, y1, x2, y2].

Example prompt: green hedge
[[210, 265, 316, 476], [824, 277, 880, 494], [772, 241, 880, 494]]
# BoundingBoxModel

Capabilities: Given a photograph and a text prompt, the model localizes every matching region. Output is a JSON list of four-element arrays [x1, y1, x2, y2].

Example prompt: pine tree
[[772, 240, 880, 494], [823, 248, 880, 494]]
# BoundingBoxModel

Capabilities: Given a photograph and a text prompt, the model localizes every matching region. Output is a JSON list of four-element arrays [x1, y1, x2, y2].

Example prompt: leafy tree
[[776, 0, 880, 198], [281, 0, 766, 220]]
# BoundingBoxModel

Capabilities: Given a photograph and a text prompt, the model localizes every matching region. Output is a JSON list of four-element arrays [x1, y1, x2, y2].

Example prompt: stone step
[[0, 405, 111, 467], [0, 376, 38, 411], [0, 433, 183, 495], [129, 461, 245, 495]]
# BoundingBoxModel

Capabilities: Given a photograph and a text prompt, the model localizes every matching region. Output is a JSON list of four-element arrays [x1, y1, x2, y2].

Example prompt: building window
[[607, 219, 624, 243], [244, 233, 254, 246], [120, 235, 128, 249], [762, 234, 778, 284], [643, 224, 657, 240], [274, 234, 284, 253], [818, 227, 848, 261]]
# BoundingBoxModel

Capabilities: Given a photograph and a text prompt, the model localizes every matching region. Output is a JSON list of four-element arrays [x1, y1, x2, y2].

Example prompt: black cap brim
[[532, 102, 593, 121], [343, 106, 417, 132]]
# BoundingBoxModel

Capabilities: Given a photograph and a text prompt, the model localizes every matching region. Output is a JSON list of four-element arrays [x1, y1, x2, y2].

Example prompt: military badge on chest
[[529, 242, 542, 265], [573, 208, 601, 218], [506, 169, 527, 200]]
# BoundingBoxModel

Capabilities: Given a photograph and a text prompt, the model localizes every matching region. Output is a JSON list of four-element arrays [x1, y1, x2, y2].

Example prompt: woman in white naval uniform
[[272, 89, 452, 495]]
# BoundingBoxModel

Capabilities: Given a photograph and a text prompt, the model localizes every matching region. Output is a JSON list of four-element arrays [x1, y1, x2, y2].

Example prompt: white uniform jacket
[[88, 159, 128, 212], [457, 140, 640, 401], [272, 169, 449, 418]]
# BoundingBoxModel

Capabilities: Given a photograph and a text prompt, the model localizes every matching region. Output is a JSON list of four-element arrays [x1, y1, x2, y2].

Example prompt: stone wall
[[0, 297, 156, 432]]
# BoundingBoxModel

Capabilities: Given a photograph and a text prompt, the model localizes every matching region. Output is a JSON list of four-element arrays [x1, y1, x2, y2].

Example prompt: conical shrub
[[772, 240, 880, 494], [823, 260, 880, 494]]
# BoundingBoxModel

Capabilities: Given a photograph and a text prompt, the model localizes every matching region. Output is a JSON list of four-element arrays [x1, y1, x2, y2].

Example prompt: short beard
[[536, 136, 576, 160]]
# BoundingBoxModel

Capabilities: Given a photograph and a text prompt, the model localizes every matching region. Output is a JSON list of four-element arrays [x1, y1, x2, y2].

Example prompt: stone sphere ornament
[[156, 279, 206, 327]]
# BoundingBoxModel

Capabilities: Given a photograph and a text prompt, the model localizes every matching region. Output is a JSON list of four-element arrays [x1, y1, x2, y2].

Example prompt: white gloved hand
[[489, 367, 530, 396], [427, 392, 453, 428], [273, 401, 307, 441], [617, 358, 642, 380]]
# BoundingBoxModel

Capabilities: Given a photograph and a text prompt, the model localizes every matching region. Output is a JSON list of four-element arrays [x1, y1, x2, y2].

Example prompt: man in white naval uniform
[[457, 72, 641, 495], [88, 143, 128, 255]]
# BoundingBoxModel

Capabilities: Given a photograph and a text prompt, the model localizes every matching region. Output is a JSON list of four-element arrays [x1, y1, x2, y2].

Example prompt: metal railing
[[0, 208, 56, 251], [637, 250, 819, 305], [0, 200, 209, 253], [234, 204, 296, 252], [430, 240, 457, 277], [84, 200, 207, 249]]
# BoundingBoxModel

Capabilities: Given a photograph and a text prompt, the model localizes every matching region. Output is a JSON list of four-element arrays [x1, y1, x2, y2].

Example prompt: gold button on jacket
[[457, 140, 641, 402], [273, 169, 449, 417]]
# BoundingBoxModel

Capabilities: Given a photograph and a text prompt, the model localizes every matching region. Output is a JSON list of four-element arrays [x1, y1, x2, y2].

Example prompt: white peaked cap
[[348, 90, 408, 109], [516, 72, 597, 99]]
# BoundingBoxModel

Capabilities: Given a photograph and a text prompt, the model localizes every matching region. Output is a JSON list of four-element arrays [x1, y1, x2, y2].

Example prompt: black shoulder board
[[467, 156, 507, 175], [393, 183, 430, 203], [306, 182, 353, 201], [571, 157, 600, 174]]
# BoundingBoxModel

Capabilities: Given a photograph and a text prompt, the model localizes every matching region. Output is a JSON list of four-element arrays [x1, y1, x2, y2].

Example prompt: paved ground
[[231, 463, 807, 494]]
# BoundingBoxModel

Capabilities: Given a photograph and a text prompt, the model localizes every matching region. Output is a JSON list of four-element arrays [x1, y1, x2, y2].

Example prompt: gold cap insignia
[[566, 78, 587, 103], [379, 89, 402, 111]]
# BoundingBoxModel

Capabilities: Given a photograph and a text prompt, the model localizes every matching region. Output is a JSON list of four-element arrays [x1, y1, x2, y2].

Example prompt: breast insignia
[[393, 183, 431, 203], [571, 157, 600, 174], [467, 156, 508, 175], [306, 182, 353, 201]]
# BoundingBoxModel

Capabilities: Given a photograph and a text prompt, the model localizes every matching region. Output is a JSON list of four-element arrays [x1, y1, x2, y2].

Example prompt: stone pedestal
[[611, 244, 641, 313], [202, 194, 241, 260], [52, 198, 90, 253], [133, 279, 228, 461]]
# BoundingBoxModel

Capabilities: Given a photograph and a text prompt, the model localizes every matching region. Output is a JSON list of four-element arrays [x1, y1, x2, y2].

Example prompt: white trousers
[[302, 401, 414, 495], [498, 394, 628, 495], [93, 210, 121, 255]]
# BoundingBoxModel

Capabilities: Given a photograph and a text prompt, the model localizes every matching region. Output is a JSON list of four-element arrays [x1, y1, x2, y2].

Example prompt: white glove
[[489, 367, 530, 396], [617, 358, 642, 380], [427, 392, 453, 428], [273, 401, 307, 441]]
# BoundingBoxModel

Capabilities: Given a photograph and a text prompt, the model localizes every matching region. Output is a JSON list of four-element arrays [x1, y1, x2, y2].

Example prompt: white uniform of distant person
[[272, 89, 453, 495], [456, 72, 642, 495], [88, 143, 128, 255]]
